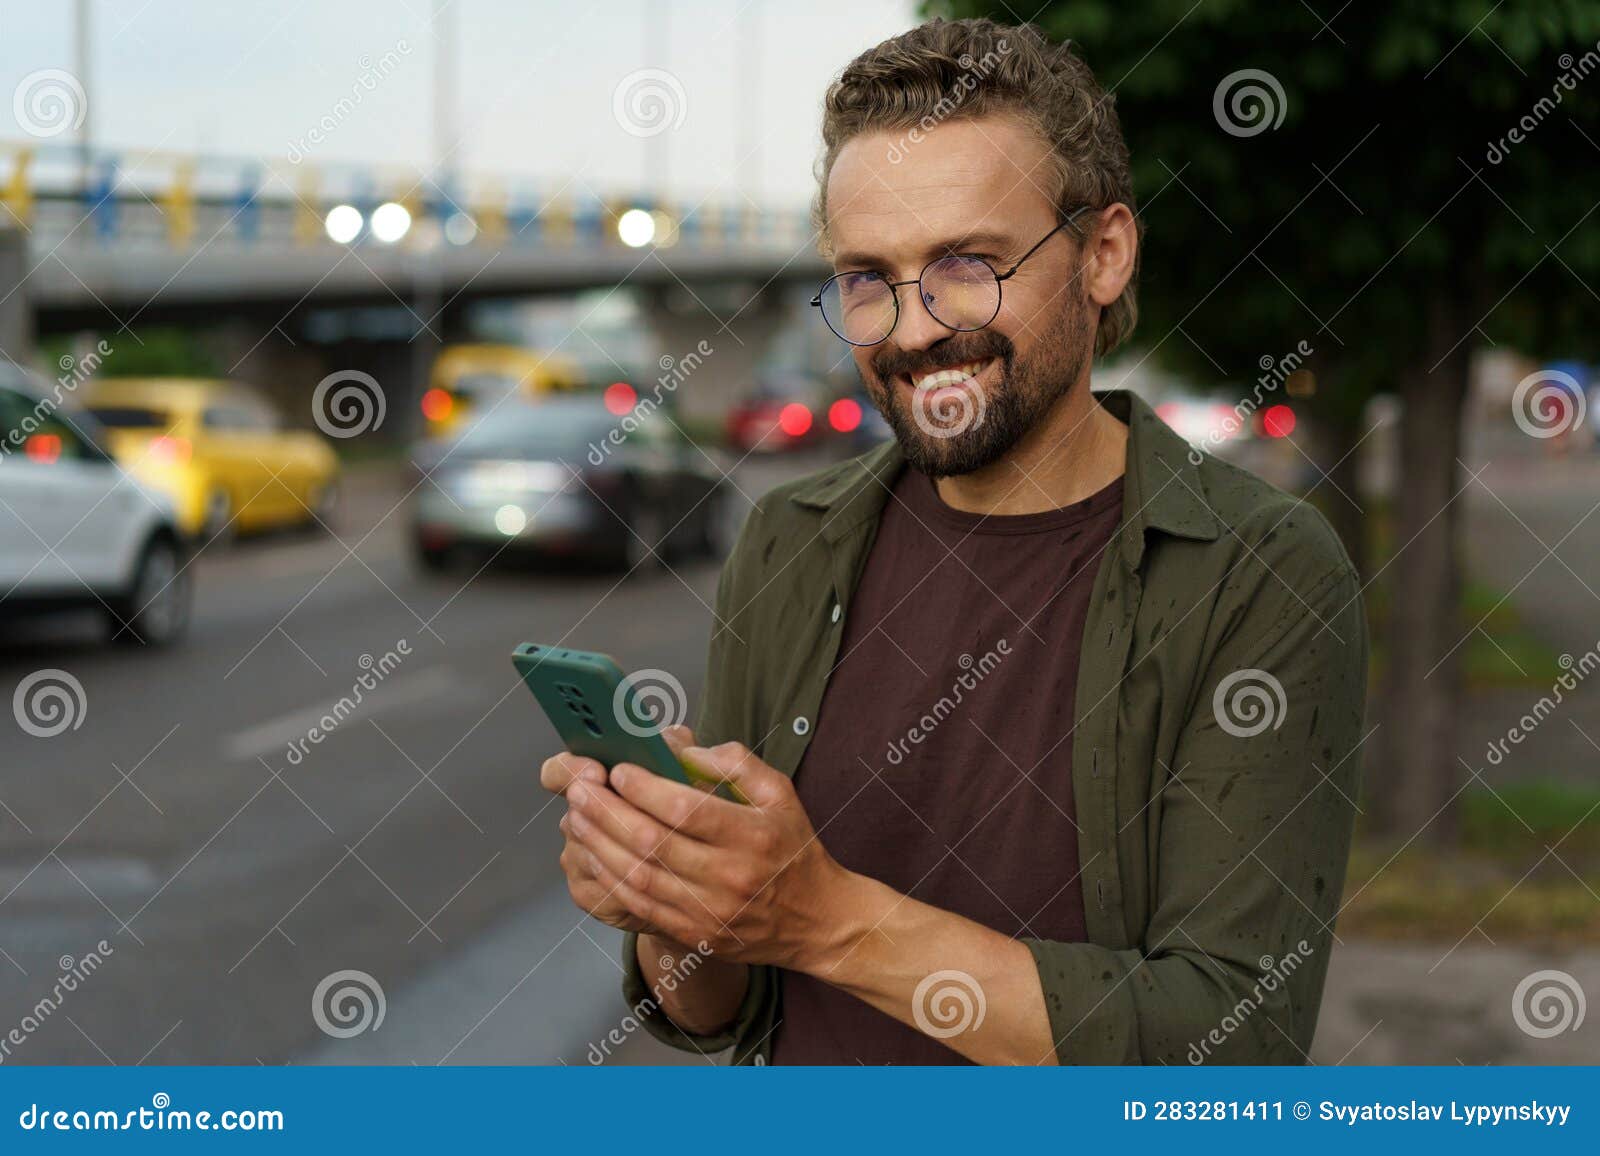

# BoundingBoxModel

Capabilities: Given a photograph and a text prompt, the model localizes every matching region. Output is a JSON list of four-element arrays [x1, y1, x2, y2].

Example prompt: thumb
[[678, 742, 788, 808]]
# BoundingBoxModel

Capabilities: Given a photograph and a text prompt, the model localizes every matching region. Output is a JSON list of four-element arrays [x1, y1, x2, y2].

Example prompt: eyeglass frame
[[810, 205, 1092, 347]]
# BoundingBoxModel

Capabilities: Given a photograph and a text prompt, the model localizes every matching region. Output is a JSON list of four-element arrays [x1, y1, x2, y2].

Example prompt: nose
[[890, 281, 955, 352]]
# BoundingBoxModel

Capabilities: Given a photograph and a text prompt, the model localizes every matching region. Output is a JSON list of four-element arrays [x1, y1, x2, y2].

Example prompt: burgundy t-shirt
[[768, 465, 1125, 1064]]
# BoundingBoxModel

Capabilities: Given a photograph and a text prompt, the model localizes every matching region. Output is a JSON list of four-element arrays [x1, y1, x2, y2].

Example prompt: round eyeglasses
[[811, 207, 1089, 347]]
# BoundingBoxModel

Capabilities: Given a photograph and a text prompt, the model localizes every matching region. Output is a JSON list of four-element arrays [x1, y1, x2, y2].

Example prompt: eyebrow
[[833, 229, 1023, 271]]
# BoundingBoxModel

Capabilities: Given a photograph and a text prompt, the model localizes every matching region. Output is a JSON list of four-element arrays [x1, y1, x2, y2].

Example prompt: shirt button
[[792, 716, 810, 736], [830, 602, 842, 624]]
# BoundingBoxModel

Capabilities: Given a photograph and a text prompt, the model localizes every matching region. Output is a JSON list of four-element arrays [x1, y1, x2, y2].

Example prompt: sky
[[0, 0, 918, 210]]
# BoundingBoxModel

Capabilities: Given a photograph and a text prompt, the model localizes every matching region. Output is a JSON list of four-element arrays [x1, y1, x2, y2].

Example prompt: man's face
[[824, 114, 1095, 478]]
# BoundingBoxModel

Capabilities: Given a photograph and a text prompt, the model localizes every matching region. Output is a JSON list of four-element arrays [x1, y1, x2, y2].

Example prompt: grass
[[1339, 781, 1600, 945]]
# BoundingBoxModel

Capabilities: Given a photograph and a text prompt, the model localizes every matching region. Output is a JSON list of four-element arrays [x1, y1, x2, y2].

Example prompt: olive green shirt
[[622, 389, 1368, 1065]]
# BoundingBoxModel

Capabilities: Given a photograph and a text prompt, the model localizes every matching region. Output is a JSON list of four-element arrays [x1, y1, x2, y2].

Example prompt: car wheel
[[414, 540, 456, 573], [200, 487, 234, 546], [308, 479, 339, 532], [110, 535, 192, 647], [697, 489, 739, 559], [621, 502, 667, 573]]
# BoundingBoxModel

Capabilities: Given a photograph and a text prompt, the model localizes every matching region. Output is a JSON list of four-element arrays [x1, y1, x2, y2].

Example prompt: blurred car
[[724, 385, 823, 453], [410, 394, 730, 571], [1153, 392, 1311, 490], [0, 367, 191, 645], [419, 344, 585, 440], [81, 377, 339, 541]]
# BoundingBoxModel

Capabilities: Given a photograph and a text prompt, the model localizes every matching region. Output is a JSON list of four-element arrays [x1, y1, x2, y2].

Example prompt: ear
[[1082, 203, 1138, 310]]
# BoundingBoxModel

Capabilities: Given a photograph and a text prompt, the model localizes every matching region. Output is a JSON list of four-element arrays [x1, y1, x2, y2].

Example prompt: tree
[[932, 0, 1600, 842]]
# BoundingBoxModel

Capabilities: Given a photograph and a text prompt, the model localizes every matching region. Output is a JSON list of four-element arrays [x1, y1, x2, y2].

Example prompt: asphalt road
[[0, 452, 812, 1065]]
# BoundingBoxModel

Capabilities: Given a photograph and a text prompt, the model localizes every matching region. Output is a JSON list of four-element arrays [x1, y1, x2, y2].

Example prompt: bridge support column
[[0, 226, 34, 365], [641, 282, 797, 424]]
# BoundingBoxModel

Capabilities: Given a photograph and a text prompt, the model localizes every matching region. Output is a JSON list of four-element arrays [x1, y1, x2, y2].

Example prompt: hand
[[540, 748, 659, 936], [563, 727, 859, 971]]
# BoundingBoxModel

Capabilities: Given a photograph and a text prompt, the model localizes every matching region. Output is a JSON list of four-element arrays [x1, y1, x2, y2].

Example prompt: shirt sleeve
[[619, 500, 780, 1062], [1027, 513, 1368, 1064]]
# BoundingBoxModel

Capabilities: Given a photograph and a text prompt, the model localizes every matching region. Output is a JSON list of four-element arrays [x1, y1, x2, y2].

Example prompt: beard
[[862, 289, 1094, 479]]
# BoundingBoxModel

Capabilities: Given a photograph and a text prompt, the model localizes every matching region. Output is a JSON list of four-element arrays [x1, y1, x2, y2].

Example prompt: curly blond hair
[[816, 17, 1141, 355]]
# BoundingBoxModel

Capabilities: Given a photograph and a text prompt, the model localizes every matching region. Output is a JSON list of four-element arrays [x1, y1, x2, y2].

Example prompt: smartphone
[[512, 642, 698, 787]]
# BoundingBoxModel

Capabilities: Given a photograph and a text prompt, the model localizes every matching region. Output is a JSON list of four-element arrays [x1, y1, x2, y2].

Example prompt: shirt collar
[[789, 389, 1221, 559]]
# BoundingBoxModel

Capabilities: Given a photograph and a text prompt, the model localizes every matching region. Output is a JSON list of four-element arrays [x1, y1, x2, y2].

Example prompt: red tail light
[[147, 435, 192, 464], [24, 433, 62, 463], [778, 403, 813, 437], [828, 398, 862, 433], [1262, 404, 1296, 438], [421, 387, 454, 422], [603, 382, 637, 415]]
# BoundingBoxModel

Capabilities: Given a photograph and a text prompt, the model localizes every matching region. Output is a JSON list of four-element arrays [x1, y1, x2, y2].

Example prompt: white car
[[0, 367, 192, 645]]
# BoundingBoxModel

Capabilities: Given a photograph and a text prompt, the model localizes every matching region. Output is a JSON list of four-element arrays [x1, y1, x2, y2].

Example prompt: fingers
[[677, 742, 789, 808], [540, 751, 606, 795], [608, 761, 747, 842], [568, 775, 718, 879], [566, 799, 701, 916]]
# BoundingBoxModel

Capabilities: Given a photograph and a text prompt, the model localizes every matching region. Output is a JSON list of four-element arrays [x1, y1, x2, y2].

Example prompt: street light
[[371, 201, 412, 243], [617, 207, 656, 248], [324, 204, 363, 244]]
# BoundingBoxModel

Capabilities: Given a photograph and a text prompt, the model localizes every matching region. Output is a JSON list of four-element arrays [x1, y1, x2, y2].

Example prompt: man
[[542, 17, 1366, 1065]]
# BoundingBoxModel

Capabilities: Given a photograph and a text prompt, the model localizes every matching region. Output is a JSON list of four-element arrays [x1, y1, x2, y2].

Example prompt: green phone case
[[511, 643, 693, 786]]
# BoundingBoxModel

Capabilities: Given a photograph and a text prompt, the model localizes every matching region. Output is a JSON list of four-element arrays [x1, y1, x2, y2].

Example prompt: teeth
[[911, 361, 986, 391]]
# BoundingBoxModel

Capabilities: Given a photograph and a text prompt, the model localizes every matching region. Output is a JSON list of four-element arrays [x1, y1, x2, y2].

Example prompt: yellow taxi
[[82, 377, 340, 541], [419, 344, 585, 439]]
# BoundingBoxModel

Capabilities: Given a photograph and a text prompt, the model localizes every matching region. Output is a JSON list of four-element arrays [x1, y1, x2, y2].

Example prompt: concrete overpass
[[0, 144, 838, 427]]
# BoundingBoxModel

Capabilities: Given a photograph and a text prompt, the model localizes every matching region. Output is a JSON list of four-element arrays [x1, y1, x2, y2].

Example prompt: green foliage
[[928, 1, 1600, 417], [41, 328, 219, 378]]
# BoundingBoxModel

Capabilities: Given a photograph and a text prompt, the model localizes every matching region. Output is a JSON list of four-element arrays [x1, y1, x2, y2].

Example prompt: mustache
[[868, 332, 1015, 383]]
